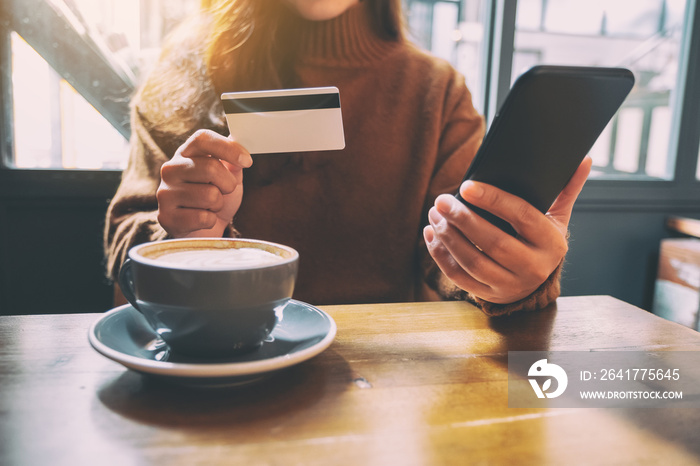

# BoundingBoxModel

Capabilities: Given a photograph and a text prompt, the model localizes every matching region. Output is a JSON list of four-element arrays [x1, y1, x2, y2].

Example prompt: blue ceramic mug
[[118, 238, 299, 358]]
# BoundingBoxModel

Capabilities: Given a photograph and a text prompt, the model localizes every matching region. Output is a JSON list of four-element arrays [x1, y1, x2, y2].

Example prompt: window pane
[[11, 33, 57, 169], [406, 0, 488, 114], [62, 0, 200, 80], [454, 0, 487, 114], [12, 33, 129, 169], [9, 0, 199, 170], [513, 0, 689, 180]]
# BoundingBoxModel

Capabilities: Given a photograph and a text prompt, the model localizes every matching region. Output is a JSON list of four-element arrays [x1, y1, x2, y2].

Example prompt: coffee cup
[[118, 238, 299, 357]]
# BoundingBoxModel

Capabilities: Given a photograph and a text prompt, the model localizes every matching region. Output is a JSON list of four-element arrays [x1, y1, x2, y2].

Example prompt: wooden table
[[2, 296, 700, 465]]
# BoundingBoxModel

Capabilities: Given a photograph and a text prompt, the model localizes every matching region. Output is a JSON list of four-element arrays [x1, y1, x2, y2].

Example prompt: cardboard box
[[652, 238, 700, 330]]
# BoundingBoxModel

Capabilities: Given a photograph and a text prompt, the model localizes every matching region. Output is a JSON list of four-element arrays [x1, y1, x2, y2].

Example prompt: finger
[[433, 194, 535, 274], [458, 181, 560, 247], [428, 206, 517, 286], [548, 156, 593, 227], [157, 208, 217, 237], [179, 130, 252, 168], [221, 159, 245, 187], [161, 156, 237, 195], [157, 183, 225, 213], [423, 225, 493, 297]]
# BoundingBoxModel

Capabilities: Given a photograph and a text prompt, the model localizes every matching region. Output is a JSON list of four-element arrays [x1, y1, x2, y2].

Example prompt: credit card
[[221, 86, 345, 155]]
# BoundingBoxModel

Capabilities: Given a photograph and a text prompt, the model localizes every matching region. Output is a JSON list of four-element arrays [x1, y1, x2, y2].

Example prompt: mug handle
[[118, 258, 138, 308]]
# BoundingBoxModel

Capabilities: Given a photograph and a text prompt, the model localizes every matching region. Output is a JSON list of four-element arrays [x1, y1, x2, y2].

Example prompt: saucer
[[88, 300, 336, 387]]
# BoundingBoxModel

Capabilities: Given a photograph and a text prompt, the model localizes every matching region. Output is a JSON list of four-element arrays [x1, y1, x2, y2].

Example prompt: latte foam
[[157, 247, 284, 269]]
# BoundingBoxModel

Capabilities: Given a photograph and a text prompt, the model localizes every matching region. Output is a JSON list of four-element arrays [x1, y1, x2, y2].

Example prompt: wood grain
[[1, 296, 700, 465]]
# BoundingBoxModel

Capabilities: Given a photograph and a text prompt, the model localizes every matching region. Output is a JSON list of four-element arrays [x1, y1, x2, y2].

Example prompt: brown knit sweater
[[104, 3, 562, 315]]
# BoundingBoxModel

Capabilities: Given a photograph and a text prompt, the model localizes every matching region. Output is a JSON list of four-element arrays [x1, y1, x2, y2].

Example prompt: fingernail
[[238, 151, 253, 168], [434, 194, 454, 216], [423, 225, 434, 243], [428, 207, 444, 225], [462, 181, 483, 199]]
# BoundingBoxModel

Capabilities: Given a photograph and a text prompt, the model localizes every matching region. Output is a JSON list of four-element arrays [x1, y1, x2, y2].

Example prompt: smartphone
[[456, 65, 635, 235]]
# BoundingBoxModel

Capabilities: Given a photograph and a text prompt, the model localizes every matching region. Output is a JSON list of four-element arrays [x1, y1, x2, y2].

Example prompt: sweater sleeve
[[419, 72, 564, 315], [103, 107, 172, 281], [429, 258, 564, 316]]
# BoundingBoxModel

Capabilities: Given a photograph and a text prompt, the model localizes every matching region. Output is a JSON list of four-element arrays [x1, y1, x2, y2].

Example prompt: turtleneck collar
[[293, 2, 401, 67]]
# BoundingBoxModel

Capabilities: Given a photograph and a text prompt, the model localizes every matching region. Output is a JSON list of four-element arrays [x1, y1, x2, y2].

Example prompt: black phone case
[[456, 65, 635, 235]]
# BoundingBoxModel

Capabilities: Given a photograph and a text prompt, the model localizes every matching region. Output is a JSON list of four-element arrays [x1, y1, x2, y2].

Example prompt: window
[[3, 0, 699, 189], [11, 32, 129, 169], [406, 0, 488, 114], [513, 0, 688, 180], [3, 0, 199, 171], [409, 0, 699, 187]]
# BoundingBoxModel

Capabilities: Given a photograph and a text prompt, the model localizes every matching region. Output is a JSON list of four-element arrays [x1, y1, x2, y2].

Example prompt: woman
[[104, 0, 591, 315]]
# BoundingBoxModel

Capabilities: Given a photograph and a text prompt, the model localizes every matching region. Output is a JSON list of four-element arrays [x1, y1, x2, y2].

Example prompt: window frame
[[1, 0, 700, 206], [482, 0, 700, 208], [0, 0, 130, 199]]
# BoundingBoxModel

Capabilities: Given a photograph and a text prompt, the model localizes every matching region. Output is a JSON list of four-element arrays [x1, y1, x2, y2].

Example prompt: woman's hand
[[157, 130, 253, 238], [424, 156, 592, 304]]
